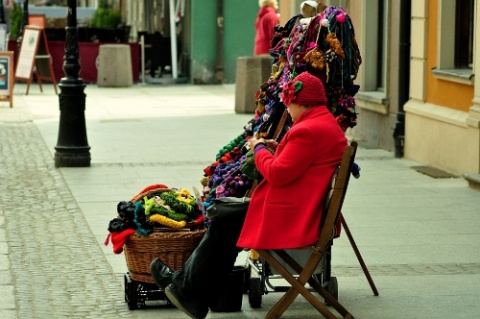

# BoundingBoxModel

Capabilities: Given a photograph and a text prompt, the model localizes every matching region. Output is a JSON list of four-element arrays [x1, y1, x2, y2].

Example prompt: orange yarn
[[326, 33, 345, 59], [304, 47, 326, 70]]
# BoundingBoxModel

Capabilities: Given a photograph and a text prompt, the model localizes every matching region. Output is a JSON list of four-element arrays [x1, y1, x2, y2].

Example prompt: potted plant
[[88, 0, 127, 42], [90, 0, 122, 29], [9, 2, 23, 40]]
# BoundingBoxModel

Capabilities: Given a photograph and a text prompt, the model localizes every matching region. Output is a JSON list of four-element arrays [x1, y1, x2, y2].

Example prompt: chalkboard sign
[[0, 51, 14, 107], [15, 25, 58, 95]]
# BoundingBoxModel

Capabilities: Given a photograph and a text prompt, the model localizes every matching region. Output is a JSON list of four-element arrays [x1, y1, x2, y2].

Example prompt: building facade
[[327, 0, 479, 179], [404, 0, 480, 178]]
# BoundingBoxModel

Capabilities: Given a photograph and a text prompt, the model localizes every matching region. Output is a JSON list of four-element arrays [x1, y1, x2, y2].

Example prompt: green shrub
[[90, 1, 122, 29], [9, 3, 23, 40]]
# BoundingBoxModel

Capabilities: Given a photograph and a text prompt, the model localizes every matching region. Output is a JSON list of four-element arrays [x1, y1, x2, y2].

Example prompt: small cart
[[123, 229, 206, 310]]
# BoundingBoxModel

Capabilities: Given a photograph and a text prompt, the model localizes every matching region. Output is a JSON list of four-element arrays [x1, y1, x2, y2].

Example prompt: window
[[353, 0, 389, 114], [454, 0, 474, 69], [376, 0, 385, 91], [359, 0, 388, 92], [433, 0, 475, 84]]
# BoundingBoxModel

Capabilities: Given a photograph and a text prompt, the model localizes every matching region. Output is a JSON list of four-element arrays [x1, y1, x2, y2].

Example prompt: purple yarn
[[254, 143, 267, 154]]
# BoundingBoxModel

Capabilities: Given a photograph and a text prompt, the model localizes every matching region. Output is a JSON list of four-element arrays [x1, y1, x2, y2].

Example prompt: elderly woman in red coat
[[150, 71, 347, 319], [237, 71, 347, 249], [254, 0, 280, 55]]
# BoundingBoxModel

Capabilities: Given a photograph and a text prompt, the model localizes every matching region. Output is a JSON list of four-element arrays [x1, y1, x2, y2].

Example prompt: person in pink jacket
[[150, 71, 347, 319], [254, 0, 280, 55]]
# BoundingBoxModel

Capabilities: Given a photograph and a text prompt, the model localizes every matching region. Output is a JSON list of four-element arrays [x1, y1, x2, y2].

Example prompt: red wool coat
[[237, 106, 347, 250], [254, 6, 279, 55]]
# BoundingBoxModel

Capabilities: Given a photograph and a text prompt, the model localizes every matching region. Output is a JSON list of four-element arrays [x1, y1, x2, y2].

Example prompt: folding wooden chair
[[255, 141, 358, 319]]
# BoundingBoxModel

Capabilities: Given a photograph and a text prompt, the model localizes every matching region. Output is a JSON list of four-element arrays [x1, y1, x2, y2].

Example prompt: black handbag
[[205, 197, 250, 221]]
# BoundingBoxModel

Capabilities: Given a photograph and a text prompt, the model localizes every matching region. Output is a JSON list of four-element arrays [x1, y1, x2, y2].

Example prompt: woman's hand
[[265, 139, 278, 151], [249, 136, 266, 150]]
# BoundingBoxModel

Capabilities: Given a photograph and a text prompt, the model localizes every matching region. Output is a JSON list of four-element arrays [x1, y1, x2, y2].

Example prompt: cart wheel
[[324, 276, 338, 305], [243, 264, 251, 293], [125, 275, 138, 310], [248, 277, 262, 308], [134, 283, 147, 309], [124, 274, 129, 302]]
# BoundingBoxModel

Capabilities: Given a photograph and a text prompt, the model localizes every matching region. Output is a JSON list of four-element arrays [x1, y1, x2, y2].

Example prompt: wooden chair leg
[[308, 276, 354, 318], [267, 285, 340, 319], [275, 249, 354, 318], [341, 217, 379, 296], [259, 250, 353, 319]]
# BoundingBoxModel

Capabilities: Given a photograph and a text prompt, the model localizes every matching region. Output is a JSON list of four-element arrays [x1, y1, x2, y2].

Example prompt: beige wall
[[405, 0, 480, 175]]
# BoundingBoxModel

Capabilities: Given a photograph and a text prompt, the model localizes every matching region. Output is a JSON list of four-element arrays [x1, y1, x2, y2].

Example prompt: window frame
[[433, 0, 475, 85], [355, 0, 390, 115]]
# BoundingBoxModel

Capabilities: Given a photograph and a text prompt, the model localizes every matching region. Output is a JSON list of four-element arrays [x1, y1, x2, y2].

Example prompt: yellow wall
[[279, 0, 293, 25], [426, 0, 473, 112]]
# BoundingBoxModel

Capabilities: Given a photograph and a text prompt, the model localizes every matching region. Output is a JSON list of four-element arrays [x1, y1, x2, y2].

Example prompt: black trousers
[[171, 212, 246, 307]]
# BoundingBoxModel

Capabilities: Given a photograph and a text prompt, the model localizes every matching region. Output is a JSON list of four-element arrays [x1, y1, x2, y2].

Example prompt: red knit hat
[[104, 228, 136, 254], [281, 72, 327, 106]]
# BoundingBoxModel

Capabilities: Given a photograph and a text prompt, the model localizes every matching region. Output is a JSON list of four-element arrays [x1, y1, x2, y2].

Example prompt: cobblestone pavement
[[0, 122, 139, 319]]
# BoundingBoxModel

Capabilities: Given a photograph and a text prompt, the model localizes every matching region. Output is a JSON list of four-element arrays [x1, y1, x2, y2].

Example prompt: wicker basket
[[124, 229, 206, 283]]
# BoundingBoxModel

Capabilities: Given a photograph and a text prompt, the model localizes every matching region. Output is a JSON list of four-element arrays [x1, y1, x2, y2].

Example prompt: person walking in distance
[[254, 0, 280, 55]]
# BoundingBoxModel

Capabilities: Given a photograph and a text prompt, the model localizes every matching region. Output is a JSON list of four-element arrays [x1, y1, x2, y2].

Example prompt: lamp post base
[[54, 147, 91, 167], [54, 79, 90, 168]]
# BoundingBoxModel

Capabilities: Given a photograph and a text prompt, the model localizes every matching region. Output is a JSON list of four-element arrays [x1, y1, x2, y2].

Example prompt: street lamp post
[[54, 0, 91, 167], [0, 1, 5, 24], [17, 0, 29, 48]]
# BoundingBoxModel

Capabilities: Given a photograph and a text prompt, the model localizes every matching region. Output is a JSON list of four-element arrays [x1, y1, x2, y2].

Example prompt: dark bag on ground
[[205, 197, 250, 221]]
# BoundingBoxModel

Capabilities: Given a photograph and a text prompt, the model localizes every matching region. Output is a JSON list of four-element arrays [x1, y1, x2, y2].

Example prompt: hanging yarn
[[304, 45, 326, 70], [199, 6, 362, 228], [326, 33, 345, 60]]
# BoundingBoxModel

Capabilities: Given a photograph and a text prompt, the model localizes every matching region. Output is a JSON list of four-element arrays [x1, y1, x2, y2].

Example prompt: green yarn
[[149, 206, 189, 221], [159, 191, 196, 216], [216, 134, 246, 160], [167, 210, 189, 221], [149, 204, 169, 216], [144, 193, 192, 221], [240, 150, 262, 180]]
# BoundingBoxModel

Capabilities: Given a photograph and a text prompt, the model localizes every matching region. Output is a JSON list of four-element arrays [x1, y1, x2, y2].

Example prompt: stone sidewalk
[[1, 83, 479, 319]]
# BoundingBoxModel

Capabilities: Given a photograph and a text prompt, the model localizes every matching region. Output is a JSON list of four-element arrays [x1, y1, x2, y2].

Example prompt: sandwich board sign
[[15, 25, 58, 95]]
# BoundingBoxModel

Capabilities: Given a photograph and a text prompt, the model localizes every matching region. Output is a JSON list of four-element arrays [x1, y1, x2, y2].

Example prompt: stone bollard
[[235, 56, 273, 114], [97, 44, 133, 87]]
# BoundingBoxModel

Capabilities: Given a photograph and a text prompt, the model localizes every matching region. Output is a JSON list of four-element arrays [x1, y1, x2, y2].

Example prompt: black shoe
[[150, 258, 174, 290], [165, 284, 208, 319]]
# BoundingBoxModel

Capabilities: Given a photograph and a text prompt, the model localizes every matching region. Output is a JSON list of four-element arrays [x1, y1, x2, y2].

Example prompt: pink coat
[[254, 6, 279, 55], [237, 106, 347, 249]]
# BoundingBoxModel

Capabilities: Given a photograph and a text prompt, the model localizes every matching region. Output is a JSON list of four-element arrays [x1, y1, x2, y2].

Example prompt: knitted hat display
[[301, 1, 318, 10], [281, 71, 327, 106]]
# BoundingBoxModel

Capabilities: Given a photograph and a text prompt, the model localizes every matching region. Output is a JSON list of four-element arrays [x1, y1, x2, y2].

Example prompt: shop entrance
[[127, 0, 188, 83]]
